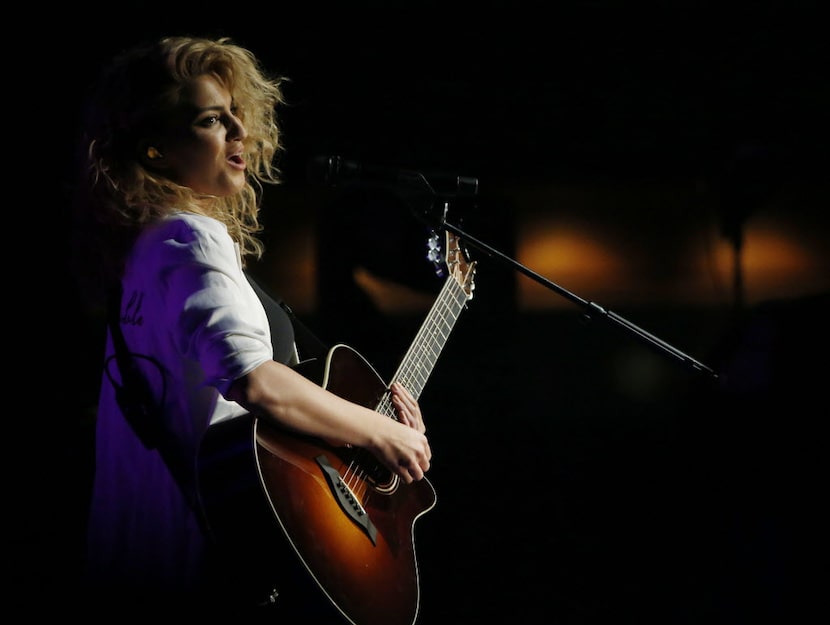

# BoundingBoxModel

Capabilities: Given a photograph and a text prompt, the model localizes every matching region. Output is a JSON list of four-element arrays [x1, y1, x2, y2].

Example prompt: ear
[[137, 140, 166, 169]]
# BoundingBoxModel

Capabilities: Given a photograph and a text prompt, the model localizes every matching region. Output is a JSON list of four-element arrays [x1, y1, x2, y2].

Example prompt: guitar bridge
[[315, 454, 378, 545]]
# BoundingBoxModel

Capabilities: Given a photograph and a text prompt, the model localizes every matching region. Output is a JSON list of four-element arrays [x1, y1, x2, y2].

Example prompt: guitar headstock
[[426, 231, 476, 300]]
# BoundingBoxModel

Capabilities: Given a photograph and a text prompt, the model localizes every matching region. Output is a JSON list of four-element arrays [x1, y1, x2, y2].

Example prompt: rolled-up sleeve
[[136, 213, 273, 396]]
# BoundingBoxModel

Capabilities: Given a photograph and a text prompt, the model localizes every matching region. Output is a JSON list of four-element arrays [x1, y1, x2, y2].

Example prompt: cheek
[[167, 145, 218, 187]]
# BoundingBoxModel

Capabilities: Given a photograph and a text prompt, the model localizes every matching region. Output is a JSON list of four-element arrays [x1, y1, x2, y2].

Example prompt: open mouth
[[228, 154, 246, 169]]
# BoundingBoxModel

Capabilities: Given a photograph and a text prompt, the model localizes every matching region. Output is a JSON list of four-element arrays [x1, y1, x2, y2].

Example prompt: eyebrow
[[178, 103, 226, 124], [194, 104, 226, 115]]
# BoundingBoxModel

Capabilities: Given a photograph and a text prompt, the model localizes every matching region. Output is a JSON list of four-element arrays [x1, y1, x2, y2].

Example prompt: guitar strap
[[245, 271, 330, 363]]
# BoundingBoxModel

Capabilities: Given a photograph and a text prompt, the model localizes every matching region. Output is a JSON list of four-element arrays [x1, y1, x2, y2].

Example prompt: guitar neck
[[390, 274, 470, 401]]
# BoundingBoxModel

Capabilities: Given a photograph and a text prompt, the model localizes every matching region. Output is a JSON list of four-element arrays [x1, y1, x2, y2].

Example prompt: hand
[[370, 383, 431, 483], [390, 382, 426, 433]]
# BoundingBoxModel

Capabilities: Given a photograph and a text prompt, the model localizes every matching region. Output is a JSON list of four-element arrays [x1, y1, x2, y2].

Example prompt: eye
[[198, 114, 220, 127]]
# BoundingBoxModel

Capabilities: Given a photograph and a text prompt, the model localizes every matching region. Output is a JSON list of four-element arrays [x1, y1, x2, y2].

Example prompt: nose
[[227, 114, 247, 141]]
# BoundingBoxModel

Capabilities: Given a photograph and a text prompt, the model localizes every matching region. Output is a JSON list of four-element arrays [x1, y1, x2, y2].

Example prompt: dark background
[[22, 2, 828, 623]]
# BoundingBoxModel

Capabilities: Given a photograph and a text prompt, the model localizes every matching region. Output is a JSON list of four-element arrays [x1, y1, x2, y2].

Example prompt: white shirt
[[85, 212, 274, 596]]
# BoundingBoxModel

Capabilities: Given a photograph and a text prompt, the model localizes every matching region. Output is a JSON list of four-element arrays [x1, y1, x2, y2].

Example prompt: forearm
[[226, 359, 389, 448]]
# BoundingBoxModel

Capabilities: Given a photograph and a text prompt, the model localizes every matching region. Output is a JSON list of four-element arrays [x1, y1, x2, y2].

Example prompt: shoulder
[[130, 212, 240, 272], [147, 212, 230, 242]]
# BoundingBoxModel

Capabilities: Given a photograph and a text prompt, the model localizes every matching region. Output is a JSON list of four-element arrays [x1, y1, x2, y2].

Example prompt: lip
[[227, 152, 246, 171]]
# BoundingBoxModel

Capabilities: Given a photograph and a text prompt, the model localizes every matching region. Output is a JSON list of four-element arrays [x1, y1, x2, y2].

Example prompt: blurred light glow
[[353, 267, 435, 314], [702, 220, 827, 305], [517, 219, 633, 309]]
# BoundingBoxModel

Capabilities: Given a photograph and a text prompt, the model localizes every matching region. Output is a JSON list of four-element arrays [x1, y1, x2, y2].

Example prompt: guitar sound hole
[[343, 448, 394, 489], [365, 463, 393, 487]]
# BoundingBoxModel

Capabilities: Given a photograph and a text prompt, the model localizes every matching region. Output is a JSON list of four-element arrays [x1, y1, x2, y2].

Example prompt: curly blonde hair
[[74, 35, 286, 296]]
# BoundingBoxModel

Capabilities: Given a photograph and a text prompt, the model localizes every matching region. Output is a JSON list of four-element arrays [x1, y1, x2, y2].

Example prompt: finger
[[395, 389, 422, 418], [392, 395, 416, 424], [391, 382, 415, 403], [406, 464, 424, 482], [397, 455, 426, 483]]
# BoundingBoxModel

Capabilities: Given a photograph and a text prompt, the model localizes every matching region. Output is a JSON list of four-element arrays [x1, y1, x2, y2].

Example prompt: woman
[[73, 35, 432, 614]]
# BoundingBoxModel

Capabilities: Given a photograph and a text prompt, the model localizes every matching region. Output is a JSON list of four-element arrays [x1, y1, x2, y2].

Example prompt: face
[[151, 75, 248, 197]]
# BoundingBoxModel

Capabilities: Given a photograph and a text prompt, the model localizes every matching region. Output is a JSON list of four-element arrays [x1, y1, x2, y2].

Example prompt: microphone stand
[[408, 181, 719, 381]]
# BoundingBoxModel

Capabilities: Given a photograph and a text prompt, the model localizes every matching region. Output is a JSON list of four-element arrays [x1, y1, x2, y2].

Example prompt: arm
[[226, 360, 432, 483]]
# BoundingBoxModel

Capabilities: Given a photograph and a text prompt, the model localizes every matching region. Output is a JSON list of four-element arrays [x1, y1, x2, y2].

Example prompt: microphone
[[308, 155, 478, 197]]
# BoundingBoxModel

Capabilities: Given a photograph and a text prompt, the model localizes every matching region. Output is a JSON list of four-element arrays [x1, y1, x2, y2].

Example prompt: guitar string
[[341, 271, 470, 505], [342, 279, 456, 500]]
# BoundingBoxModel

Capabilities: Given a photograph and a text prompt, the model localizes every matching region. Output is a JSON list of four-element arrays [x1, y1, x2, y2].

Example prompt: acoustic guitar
[[197, 231, 476, 625]]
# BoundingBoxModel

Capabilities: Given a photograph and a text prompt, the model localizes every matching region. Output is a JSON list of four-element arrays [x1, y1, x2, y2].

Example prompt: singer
[[72, 35, 434, 621]]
